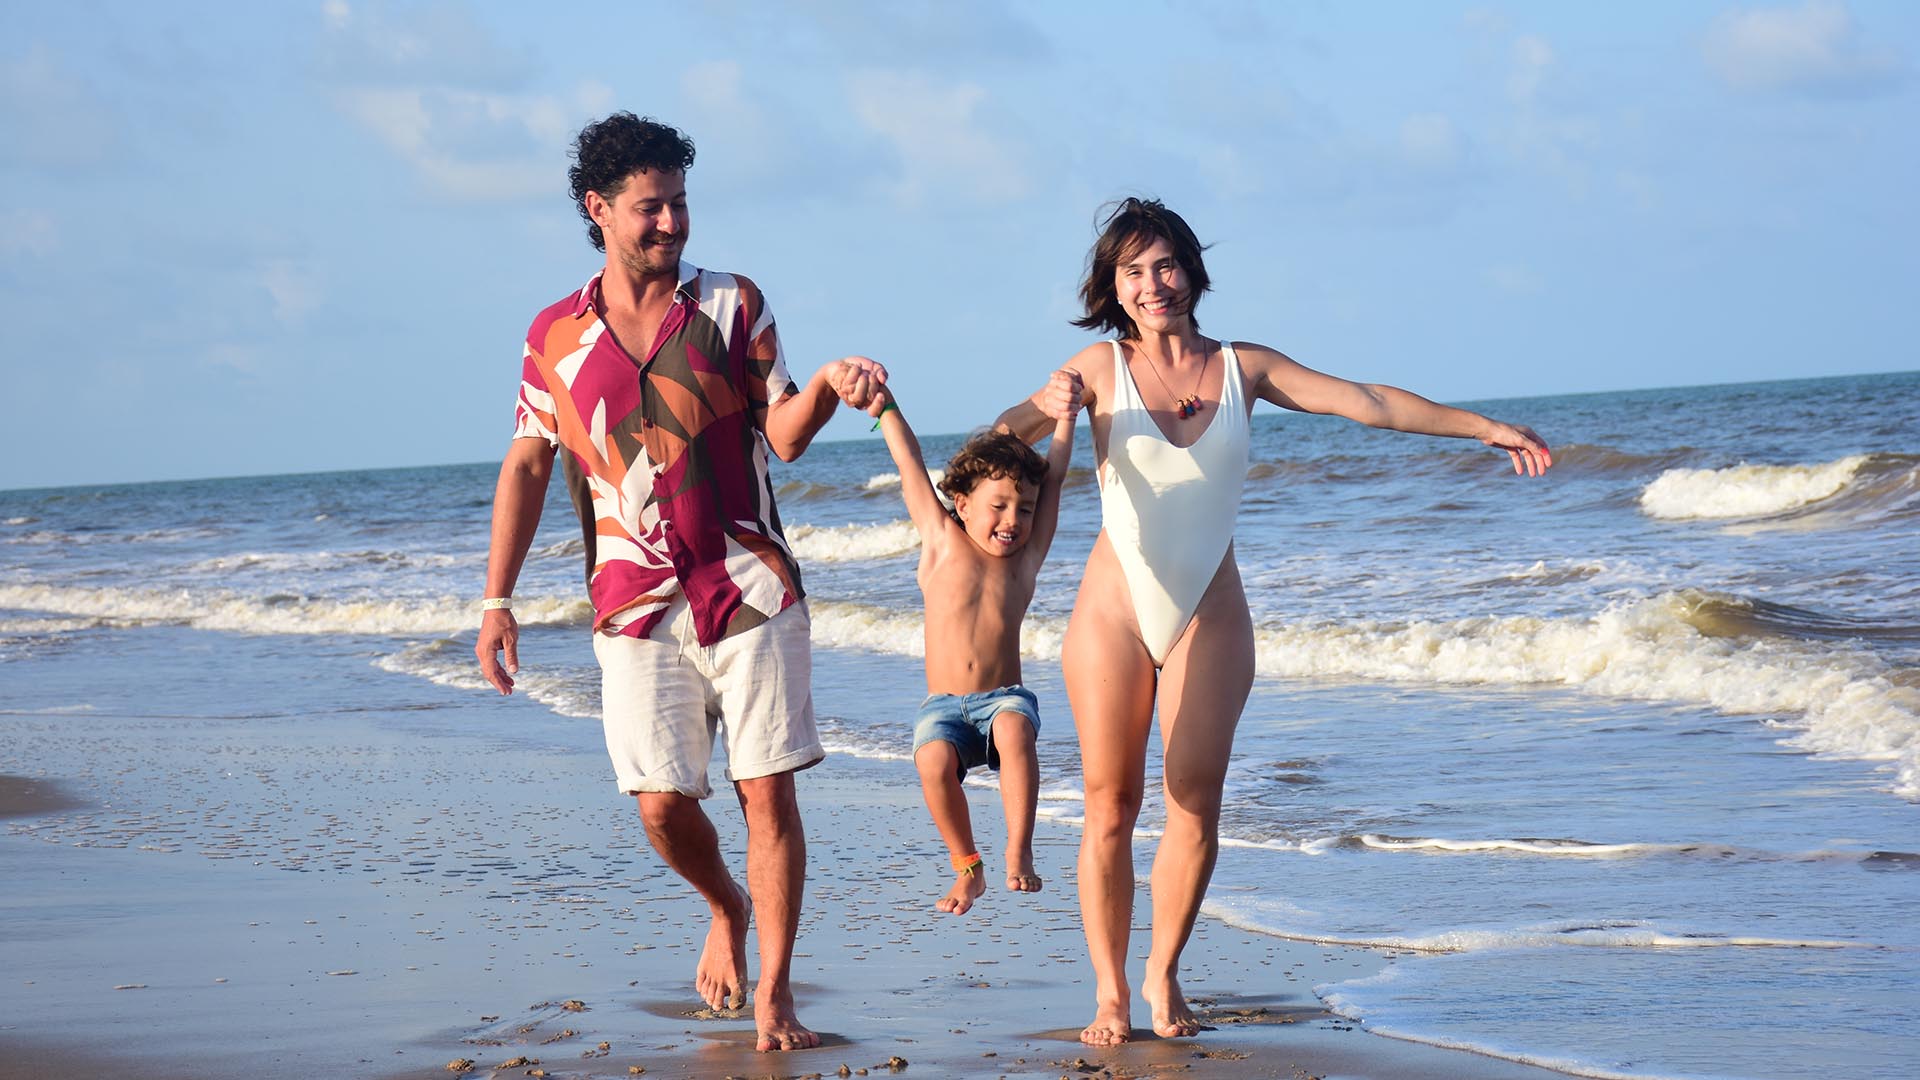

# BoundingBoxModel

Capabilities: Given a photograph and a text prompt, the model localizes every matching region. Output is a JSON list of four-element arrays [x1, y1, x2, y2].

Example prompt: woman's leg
[[1066, 535, 1159, 1046], [1145, 551, 1253, 1037]]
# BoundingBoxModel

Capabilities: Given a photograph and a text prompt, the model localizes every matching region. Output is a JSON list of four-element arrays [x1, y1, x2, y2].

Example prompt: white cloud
[[335, 85, 591, 202], [0, 45, 121, 169], [0, 209, 58, 256], [263, 260, 323, 325], [320, 1, 595, 201], [316, 0, 530, 91], [205, 343, 266, 374], [845, 70, 1029, 207], [1703, 1, 1901, 95], [1400, 112, 1464, 170], [1486, 263, 1545, 295], [1508, 34, 1555, 104]]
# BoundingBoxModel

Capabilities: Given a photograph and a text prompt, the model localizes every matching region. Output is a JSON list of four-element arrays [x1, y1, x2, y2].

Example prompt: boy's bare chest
[[919, 550, 1033, 620]]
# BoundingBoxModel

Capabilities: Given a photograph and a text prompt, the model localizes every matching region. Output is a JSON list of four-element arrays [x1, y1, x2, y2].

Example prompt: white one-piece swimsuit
[[1097, 339, 1251, 666]]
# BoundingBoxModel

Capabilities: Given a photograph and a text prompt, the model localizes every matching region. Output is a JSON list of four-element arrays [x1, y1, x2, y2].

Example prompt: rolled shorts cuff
[[911, 684, 1040, 777], [725, 742, 826, 784]]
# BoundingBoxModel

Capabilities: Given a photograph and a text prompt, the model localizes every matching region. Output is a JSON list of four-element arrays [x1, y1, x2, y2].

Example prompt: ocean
[[3, 370, 1915, 1080]]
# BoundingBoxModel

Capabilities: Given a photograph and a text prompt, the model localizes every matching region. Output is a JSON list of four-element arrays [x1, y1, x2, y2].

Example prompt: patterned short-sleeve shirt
[[514, 264, 805, 646]]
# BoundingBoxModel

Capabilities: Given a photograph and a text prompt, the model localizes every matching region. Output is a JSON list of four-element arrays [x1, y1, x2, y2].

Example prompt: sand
[[0, 625, 1565, 1079]]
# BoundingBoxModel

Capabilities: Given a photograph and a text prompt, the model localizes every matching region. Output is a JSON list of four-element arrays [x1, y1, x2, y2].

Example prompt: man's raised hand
[[824, 356, 889, 410]]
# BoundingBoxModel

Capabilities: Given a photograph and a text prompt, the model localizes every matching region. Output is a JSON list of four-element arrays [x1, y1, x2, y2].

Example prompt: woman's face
[[1114, 235, 1190, 335]]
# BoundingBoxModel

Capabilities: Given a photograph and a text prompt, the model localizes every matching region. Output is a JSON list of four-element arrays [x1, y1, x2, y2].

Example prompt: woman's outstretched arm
[[1239, 342, 1553, 477]]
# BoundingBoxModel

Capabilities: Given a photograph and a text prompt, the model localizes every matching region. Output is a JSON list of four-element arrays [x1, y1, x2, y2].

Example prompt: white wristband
[[479, 597, 512, 611]]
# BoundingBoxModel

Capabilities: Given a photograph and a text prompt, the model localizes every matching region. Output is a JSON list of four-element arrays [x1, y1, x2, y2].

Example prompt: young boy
[[869, 370, 1081, 915]]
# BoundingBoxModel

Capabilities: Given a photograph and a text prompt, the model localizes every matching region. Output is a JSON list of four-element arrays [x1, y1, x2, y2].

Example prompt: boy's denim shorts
[[911, 684, 1041, 779]]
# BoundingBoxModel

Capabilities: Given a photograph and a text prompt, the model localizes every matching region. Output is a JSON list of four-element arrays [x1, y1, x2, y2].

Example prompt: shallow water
[[3, 370, 1916, 1079]]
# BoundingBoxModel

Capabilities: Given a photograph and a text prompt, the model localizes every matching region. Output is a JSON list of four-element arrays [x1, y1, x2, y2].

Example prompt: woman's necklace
[[1137, 344, 1211, 419]]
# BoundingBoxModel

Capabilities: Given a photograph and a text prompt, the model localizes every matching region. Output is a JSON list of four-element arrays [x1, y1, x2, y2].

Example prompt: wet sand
[[0, 626, 1566, 1080], [0, 774, 85, 819]]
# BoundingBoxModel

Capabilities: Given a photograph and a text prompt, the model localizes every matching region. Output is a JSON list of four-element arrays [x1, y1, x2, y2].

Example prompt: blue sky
[[2, 1, 1914, 488]]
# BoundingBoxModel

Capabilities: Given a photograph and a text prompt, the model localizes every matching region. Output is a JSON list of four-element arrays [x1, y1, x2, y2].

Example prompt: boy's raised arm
[[872, 387, 953, 544], [1024, 369, 1082, 563]]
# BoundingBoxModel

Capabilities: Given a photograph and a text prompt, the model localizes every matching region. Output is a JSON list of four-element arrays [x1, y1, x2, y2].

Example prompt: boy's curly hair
[[939, 431, 1048, 504]]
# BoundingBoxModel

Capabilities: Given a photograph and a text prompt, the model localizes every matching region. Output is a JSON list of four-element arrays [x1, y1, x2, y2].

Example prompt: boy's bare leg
[[733, 771, 819, 1051], [990, 712, 1042, 892], [914, 741, 987, 914], [634, 791, 751, 1011]]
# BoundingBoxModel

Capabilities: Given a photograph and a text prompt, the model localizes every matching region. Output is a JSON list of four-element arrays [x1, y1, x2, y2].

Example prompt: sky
[[1, 1, 1915, 489]]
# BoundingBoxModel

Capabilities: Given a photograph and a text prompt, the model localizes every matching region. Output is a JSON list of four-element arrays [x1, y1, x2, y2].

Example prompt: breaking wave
[[1639, 453, 1917, 524], [808, 591, 1920, 799], [0, 583, 590, 637], [785, 520, 921, 562]]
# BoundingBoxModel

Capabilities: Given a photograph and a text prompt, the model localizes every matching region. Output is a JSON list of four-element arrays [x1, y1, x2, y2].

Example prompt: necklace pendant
[[1177, 395, 1199, 419]]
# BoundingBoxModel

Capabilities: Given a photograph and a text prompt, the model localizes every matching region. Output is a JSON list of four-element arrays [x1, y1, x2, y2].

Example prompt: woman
[[996, 198, 1551, 1046]]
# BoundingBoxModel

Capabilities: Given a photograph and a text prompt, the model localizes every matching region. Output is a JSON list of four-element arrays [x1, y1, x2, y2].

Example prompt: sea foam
[[810, 592, 1920, 799], [1639, 455, 1868, 520], [1203, 899, 1858, 954], [784, 520, 921, 561], [0, 583, 590, 637]]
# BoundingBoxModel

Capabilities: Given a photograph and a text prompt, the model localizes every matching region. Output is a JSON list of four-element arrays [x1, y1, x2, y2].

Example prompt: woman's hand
[[1042, 367, 1084, 419], [1480, 421, 1553, 477]]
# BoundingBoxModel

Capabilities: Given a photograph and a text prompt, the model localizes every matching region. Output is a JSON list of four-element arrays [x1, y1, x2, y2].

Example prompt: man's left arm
[[763, 356, 888, 461]]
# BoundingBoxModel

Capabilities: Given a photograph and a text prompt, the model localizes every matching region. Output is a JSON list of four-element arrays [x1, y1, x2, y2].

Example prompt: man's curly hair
[[568, 113, 696, 251], [938, 431, 1048, 505]]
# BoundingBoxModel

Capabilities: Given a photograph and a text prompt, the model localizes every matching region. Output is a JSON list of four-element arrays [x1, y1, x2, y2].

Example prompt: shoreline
[[0, 626, 1572, 1080]]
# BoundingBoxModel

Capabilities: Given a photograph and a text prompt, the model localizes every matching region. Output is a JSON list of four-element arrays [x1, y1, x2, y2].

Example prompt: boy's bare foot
[[935, 868, 987, 914], [1080, 998, 1133, 1046], [754, 982, 819, 1051], [1143, 966, 1203, 1038], [695, 879, 750, 1010], [1005, 850, 1042, 893]]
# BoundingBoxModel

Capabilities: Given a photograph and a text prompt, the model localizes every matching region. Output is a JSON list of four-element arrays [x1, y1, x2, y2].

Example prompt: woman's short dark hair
[[1072, 197, 1212, 339], [939, 431, 1048, 504], [568, 112, 696, 251]]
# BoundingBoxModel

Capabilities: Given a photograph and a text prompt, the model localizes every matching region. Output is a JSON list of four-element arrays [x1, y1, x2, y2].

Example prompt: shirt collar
[[571, 262, 703, 318]]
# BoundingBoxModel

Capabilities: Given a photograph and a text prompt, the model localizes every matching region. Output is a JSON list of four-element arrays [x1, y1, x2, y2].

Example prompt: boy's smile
[[953, 475, 1037, 558]]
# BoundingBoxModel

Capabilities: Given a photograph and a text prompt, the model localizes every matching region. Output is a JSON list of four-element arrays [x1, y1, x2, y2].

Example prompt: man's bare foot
[[1005, 848, 1042, 893], [935, 868, 987, 914], [1143, 966, 1203, 1039], [754, 982, 819, 1051], [1080, 998, 1133, 1046], [695, 879, 750, 1010]]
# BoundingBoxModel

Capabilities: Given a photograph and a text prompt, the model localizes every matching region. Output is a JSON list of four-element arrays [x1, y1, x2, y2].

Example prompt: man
[[475, 113, 881, 1052]]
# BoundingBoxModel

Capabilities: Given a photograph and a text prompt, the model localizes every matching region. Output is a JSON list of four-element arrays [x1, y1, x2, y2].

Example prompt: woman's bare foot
[[695, 879, 750, 1010], [935, 868, 987, 914], [754, 982, 820, 1051], [1080, 997, 1133, 1046], [1143, 966, 1203, 1039]]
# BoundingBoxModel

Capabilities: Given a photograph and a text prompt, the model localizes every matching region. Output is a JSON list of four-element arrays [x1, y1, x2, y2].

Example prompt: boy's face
[[953, 475, 1037, 558]]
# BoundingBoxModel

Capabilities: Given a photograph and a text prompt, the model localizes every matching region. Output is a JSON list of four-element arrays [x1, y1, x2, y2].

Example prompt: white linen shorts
[[592, 595, 822, 798]]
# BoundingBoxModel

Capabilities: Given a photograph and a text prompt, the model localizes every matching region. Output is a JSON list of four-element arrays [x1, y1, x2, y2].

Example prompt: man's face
[[590, 168, 688, 277]]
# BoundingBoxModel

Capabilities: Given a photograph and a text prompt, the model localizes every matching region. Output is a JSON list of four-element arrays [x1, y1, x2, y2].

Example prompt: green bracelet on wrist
[[871, 400, 899, 431]]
